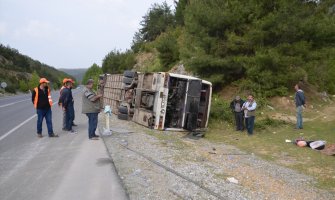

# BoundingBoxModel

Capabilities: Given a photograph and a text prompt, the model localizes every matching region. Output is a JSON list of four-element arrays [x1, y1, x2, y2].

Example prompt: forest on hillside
[[0, 44, 73, 93], [99, 0, 335, 97]]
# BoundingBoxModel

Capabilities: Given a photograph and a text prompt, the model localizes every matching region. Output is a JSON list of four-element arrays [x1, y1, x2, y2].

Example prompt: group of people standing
[[31, 78, 102, 140], [230, 83, 306, 135], [230, 94, 257, 135]]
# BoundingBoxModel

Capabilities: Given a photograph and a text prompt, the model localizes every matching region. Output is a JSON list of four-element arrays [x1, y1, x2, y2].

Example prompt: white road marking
[[0, 95, 29, 101], [0, 99, 30, 108], [0, 102, 58, 141], [0, 115, 36, 141]]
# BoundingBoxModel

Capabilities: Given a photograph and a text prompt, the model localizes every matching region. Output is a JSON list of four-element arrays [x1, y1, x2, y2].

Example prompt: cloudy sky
[[0, 0, 175, 69]]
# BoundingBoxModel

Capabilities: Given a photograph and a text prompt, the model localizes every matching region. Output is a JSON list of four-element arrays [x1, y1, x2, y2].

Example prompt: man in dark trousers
[[32, 78, 58, 138], [60, 79, 77, 133], [294, 83, 306, 129], [58, 78, 68, 131], [82, 79, 102, 140], [68, 79, 77, 127], [230, 96, 245, 131]]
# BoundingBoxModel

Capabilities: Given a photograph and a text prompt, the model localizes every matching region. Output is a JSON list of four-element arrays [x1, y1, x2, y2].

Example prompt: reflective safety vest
[[60, 86, 65, 95], [58, 86, 65, 106], [34, 87, 53, 108]]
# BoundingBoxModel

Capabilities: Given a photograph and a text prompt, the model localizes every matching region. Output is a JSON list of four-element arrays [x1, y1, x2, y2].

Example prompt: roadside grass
[[206, 117, 335, 191]]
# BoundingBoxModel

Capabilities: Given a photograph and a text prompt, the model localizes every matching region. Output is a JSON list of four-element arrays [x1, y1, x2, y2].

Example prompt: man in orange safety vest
[[31, 78, 58, 138]]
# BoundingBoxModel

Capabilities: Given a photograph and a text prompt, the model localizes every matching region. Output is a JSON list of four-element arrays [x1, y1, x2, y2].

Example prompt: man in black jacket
[[60, 79, 76, 133], [230, 96, 245, 131], [32, 78, 58, 138]]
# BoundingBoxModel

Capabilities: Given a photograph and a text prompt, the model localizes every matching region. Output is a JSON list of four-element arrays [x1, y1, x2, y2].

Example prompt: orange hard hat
[[39, 78, 49, 84], [62, 78, 68, 84], [68, 78, 75, 83]]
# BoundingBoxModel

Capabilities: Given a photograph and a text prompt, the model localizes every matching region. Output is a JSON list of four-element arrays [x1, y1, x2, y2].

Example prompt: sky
[[0, 0, 175, 69]]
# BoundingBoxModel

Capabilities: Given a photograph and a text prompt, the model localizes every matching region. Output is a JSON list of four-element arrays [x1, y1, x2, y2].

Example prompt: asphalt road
[[0, 90, 128, 200]]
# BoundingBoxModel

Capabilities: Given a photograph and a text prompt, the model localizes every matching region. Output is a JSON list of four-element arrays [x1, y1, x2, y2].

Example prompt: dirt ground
[[99, 114, 335, 200]]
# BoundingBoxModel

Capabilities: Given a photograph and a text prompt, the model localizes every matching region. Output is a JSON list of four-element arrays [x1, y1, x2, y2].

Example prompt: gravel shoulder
[[99, 115, 335, 200]]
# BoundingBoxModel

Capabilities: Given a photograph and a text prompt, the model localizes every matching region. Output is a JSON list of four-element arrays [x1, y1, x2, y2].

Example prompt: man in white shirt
[[242, 94, 257, 135]]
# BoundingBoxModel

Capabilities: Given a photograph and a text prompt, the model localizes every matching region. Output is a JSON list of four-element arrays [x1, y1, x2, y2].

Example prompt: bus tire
[[118, 106, 128, 114], [118, 113, 128, 120], [123, 77, 133, 85], [123, 71, 136, 78]]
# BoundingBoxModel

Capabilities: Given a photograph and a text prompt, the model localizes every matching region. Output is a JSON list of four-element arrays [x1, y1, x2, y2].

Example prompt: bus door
[[183, 80, 202, 131]]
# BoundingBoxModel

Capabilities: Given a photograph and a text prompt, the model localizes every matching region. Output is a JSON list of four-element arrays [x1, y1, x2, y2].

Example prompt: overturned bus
[[101, 71, 212, 132]]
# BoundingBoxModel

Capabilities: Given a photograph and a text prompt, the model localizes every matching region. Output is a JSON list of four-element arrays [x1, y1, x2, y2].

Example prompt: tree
[[179, 0, 335, 95], [132, 1, 175, 51], [28, 71, 40, 91], [19, 80, 29, 92], [82, 63, 103, 86], [102, 49, 135, 74], [174, 0, 189, 26], [155, 28, 181, 69]]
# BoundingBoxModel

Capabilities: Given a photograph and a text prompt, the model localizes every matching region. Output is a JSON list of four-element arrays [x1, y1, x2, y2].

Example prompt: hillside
[[0, 44, 73, 93], [99, 0, 335, 98], [58, 68, 87, 84]]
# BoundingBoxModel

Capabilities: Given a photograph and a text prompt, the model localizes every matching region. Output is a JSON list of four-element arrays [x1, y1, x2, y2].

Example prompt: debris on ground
[[99, 115, 335, 200], [227, 177, 239, 184]]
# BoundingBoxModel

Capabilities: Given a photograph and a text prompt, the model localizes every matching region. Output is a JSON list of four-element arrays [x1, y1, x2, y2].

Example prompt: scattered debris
[[227, 177, 239, 184], [320, 144, 335, 156], [102, 128, 112, 136], [133, 169, 142, 175], [267, 105, 275, 110], [192, 132, 205, 137]]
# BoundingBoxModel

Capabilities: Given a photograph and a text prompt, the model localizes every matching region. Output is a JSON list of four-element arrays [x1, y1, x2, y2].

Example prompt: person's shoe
[[49, 133, 59, 137], [72, 123, 78, 126], [62, 128, 68, 131], [93, 134, 100, 138], [37, 134, 43, 138], [69, 130, 77, 134], [89, 137, 99, 140], [294, 127, 303, 130]]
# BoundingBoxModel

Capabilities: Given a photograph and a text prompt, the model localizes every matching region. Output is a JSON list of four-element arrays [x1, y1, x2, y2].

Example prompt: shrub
[[255, 116, 287, 130], [19, 80, 29, 92], [209, 95, 233, 123]]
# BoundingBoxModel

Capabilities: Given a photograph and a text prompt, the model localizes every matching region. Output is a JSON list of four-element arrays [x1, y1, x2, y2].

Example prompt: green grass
[[205, 116, 335, 191]]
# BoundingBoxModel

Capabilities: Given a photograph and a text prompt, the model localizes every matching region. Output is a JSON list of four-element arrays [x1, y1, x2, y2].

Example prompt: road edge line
[[98, 124, 130, 200], [0, 102, 58, 142], [0, 115, 37, 141]]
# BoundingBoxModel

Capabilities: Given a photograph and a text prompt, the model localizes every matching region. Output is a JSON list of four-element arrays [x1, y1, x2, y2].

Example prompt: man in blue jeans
[[294, 84, 305, 129], [82, 79, 102, 140], [31, 78, 58, 138], [60, 79, 77, 133], [242, 94, 257, 135]]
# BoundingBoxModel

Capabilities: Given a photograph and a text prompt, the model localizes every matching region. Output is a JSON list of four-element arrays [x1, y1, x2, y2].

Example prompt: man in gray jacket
[[82, 79, 102, 140]]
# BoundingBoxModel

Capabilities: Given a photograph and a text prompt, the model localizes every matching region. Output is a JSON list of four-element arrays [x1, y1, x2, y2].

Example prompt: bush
[[209, 95, 233, 123], [255, 116, 287, 130], [4, 83, 17, 93], [19, 80, 29, 92]]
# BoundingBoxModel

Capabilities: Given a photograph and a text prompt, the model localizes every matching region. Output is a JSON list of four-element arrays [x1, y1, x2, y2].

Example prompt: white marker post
[[103, 105, 112, 135]]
